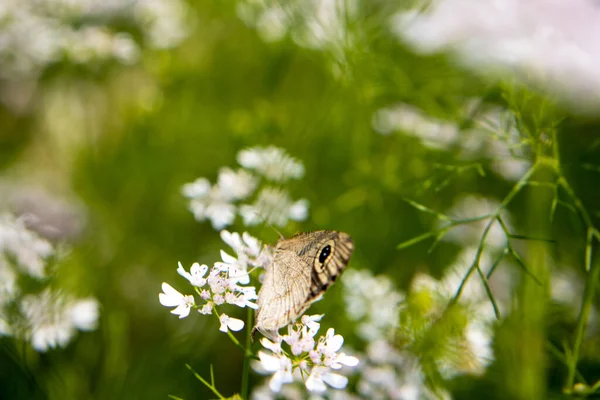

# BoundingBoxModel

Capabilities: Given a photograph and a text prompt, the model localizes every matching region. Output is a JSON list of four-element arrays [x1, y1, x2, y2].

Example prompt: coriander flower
[[253, 315, 359, 395], [158, 283, 195, 318], [21, 289, 100, 352], [237, 146, 304, 182], [306, 366, 349, 393], [0, 213, 53, 279], [177, 262, 208, 287], [258, 351, 294, 392], [239, 187, 308, 227], [182, 168, 257, 229], [219, 313, 245, 332]]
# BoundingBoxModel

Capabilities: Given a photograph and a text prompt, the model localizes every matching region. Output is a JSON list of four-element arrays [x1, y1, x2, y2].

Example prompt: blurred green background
[[2, 1, 600, 399]]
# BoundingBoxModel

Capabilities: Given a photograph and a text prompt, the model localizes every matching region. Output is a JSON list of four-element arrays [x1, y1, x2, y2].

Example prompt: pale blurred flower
[[0, 213, 53, 279], [21, 289, 100, 352], [0, 259, 18, 306], [392, 0, 600, 112], [236, 0, 358, 53], [343, 269, 404, 341], [158, 282, 194, 318], [240, 187, 308, 227], [70, 298, 100, 331], [0, 0, 192, 112], [371, 104, 459, 149], [219, 313, 245, 332], [441, 195, 510, 251], [238, 146, 305, 182], [182, 168, 258, 229]]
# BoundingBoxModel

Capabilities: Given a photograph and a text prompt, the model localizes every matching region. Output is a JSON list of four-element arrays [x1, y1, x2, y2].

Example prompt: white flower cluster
[[342, 268, 493, 398], [411, 261, 497, 378], [343, 269, 404, 341], [392, 0, 600, 112], [0, 213, 100, 351], [236, 0, 358, 51], [0, 213, 53, 280], [0, 0, 191, 80], [252, 314, 359, 397], [182, 146, 308, 230], [358, 339, 448, 400], [21, 290, 99, 352], [159, 230, 270, 332], [371, 102, 531, 181]]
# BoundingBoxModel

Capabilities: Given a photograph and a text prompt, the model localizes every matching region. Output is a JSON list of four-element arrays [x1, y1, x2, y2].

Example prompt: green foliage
[[2, 0, 600, 399]]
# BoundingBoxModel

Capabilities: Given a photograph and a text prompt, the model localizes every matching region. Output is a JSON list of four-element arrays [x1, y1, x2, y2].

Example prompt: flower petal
[[322, 371, 348, 389]]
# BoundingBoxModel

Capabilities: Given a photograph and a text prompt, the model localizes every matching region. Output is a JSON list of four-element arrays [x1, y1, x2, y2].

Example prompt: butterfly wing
[[253, 231, 354, 339], [254, 248, 312, 339]]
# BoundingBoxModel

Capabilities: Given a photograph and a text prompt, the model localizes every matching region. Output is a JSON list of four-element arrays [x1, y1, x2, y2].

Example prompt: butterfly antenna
[[253, 211, 284, 239]]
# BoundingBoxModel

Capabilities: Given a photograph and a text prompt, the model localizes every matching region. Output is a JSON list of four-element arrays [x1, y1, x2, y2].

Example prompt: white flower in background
[[237, 146, 305, 182], [342, 269, 404, 341], [217, 168, 258, 201], [240, 187, 308, 227], [0, 0, 191, 110], [182, 168, 258, 230], [441, 195, 510, 251], [0, 258, 18, 306], [158, 282, 195, 318], [0, 213, 53, 279], [371, 103, 459, 149], [70, 298, 100, 331], [182, 146, 308, 230], [371, 103, 532, 181], [392, 0, 600, 112], [236, 0, 358, 52], [252, 315, 358, 395], [219, 313, 245, 332], [21, 290, 100, 352]]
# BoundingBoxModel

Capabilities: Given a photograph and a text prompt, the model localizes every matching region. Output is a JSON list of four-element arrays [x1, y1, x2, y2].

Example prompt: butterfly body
[[253, 230, 354, 339]]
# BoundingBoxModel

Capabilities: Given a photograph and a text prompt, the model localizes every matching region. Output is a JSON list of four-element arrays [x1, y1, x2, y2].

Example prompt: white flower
[[70, 298, 99, 331], [258, 351, 294, 392], [240, 187, 308, 227], [177, 262, 208, 287], [260, 337, 283, 354], [305, 365, 349, 393], [158, 282, 194, 318], [219, 313, 245, 332], [392, 0, 600, 111], [237, 146, 304, 182], [217, 249, 251, 285], [220, 230, 263, 260], [199, 302, 213, 315], [217, 167, 258, 201], [301, 314, 323, 337], [183, 178, 237, 230], [21, 290, 99, 352], [182, 178, 211, 198], [0, 213, 53, 279]]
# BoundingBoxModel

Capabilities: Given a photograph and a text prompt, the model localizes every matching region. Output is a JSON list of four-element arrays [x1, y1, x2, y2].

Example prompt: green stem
[[241, 307, 253, 399], [565, 256, 600, 391], [186, 364, 226, 400]]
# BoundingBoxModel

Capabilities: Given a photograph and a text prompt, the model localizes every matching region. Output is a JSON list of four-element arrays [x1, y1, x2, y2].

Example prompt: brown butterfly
[[252, 230, 354, 339]]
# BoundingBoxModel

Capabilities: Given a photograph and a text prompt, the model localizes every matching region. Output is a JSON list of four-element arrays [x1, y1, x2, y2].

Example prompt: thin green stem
[[186, 364, 226, 400], [212, 308, 248, 354], [241, 308, 253, 400], [565, 256, 600, 392]]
